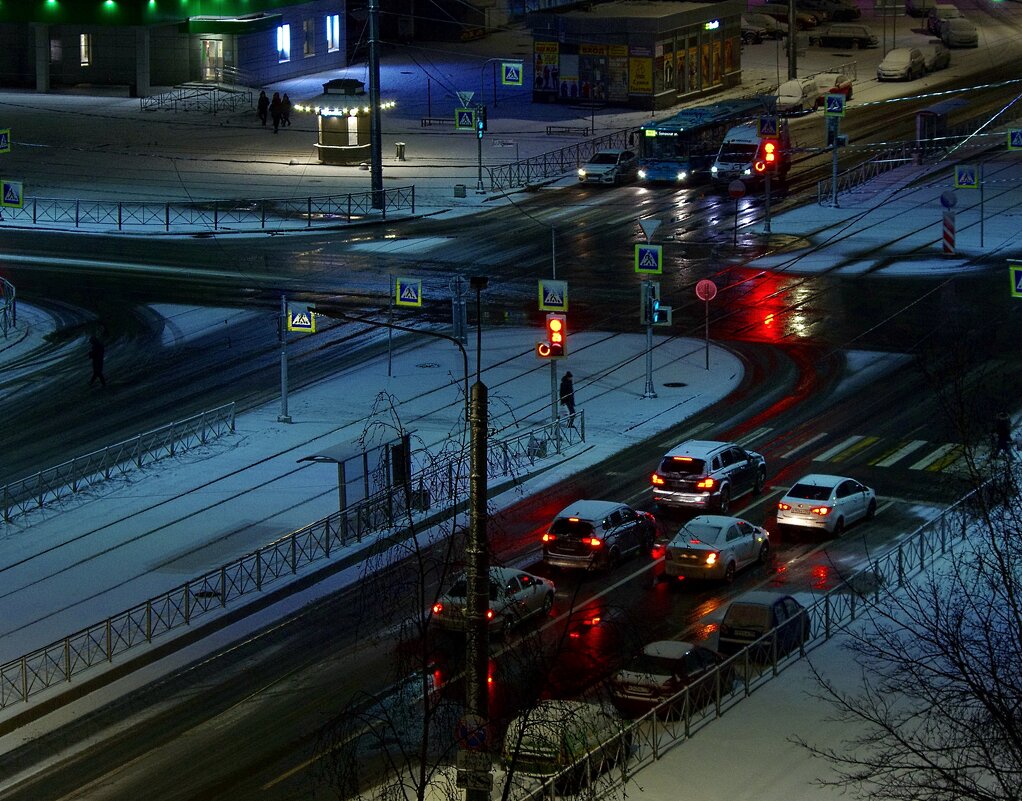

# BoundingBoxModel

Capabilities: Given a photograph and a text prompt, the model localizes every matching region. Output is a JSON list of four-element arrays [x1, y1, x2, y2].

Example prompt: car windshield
[[884, 52, 910, 64], [550, 517, 597, 538], [626, 653, 681, 678], [658, 456, 706, 475], [725, 604, 772, 629], [678, 520, 725, 543], [787, 483, 833, 501], [448, 578, 499, 600], [589, 153, 619, 165]]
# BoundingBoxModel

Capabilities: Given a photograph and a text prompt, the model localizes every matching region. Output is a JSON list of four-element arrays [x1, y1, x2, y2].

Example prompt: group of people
[[256, 90, 292, 133]]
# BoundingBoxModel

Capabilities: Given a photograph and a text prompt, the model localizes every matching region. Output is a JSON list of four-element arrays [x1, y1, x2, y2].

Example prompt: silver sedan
[[432, 566, 555, 637]]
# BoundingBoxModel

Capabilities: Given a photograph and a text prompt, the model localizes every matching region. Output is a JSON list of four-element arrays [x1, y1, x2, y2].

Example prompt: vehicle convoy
[[542, 500, 656, 571], [710, 121, 791, 183], [659, 514, 770, 583], [650, 440, 766, 513], [776, 473, 877, 535]]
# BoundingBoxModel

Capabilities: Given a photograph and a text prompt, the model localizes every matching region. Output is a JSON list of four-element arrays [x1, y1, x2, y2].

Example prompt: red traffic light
[[538, 313, 567, 358], [755, 139, 778, 173]]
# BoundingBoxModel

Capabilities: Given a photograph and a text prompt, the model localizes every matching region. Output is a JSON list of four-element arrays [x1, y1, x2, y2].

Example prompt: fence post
[[291, 533, 298, 573], [106, 618, 113, 661], [308, 197, 312, 228], [897, 545, 905, 587], [136, 433, 144, 468], [220, 566, 227, 607], [118, 203, 123, 231], [169, 423, 176, 456], [214, 201, 219, 231], [166, 203, 170, 232], [146, 600, 153, 642], [261, 199, 266, 229], [411, 185, 415, 213], [919, 529, 925, 573], [824, 595, 831, 639], [255, 549, 262, 590], [75, 199, 80, 228]]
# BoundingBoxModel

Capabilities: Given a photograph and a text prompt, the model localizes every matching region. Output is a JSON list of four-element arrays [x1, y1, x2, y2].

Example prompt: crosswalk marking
[[924, 444, 964, 472], [910, 443, 959, 471], [737, 427, 772, 448], [828, 435, 880, 463], [872, 439, 928, 468], [780, 431, 829, 459], [814, 435, 864, 462]]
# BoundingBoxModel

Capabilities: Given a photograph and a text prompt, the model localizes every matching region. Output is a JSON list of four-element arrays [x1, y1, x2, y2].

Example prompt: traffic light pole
[[642, 279, 656, 399], [764, 172, 772, 234]]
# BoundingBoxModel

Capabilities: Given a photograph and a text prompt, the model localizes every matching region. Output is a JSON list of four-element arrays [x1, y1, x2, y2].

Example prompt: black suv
[[543, 499, 657, 571], [650, 440, 766, 514]]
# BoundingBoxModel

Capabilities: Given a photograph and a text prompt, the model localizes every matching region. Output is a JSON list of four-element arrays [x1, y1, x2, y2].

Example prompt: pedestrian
[[256, 90, 269, 126], [281, 93, 292, 127], [559, 371, 576, 428], [269, 91, 282, 133], [88, 334, 106, 387], [995, 411, 1013, 458]]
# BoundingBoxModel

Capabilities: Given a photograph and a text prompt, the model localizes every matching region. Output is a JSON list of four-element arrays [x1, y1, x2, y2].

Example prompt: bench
[[545, 125, 590, 137], [421, 117, 454, 127]]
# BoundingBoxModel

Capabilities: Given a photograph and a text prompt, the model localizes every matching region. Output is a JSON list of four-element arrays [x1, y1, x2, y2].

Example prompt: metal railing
[[817, 141, 917, 203], [140, 83, 253, 114], [1, 403, 236, 524], [487, 128, 638, 191], [0, 413, 584, 710], [0, 187, 416, 232], [0, 278, 14, 338]]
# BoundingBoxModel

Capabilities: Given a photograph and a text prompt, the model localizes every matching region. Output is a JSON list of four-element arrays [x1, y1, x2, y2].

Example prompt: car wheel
[[608, 547, 622, 570], [501, 615, 515, 639], [758, 541, 770, 564], [832, 517, 845, 536], [753, 468, 765, 495], [865, 499, 877, 520], [846, 87, 853, 100], [541, 592, 554, 615], [717, 488, 731, 515], [723, 561, 737, 584]]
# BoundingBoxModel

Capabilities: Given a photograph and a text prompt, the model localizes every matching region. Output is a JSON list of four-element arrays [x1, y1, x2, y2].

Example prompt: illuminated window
[[80, 33, 92, 66], [326, 14, 340, 52], [276, 24, 291, 63], [303, 19, 314, 57]]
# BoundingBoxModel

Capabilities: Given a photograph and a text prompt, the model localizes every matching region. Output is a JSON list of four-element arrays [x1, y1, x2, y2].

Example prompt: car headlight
[[743, 168, 751, 176], [578, 169, 586, 177], [710, 165, 718, 174], [677, 171, 687, 181], [637, 169, 647, 179]]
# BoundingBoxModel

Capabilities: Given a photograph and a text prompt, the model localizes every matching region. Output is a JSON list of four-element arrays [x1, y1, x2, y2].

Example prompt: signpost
[[695, 279, 717, 370], [953, 164, 983, 247], [728, 180, 745, 246], [637, 218, 662, 399]]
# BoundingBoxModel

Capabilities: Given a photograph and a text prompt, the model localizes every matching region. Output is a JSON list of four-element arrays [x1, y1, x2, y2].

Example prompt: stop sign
[[695, 279, 717, 302], [728, 180, 746, 199]]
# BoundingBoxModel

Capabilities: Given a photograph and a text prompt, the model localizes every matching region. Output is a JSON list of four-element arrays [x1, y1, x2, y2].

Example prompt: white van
[[776, 77, 818, 114], [711, 121, 791, 184]]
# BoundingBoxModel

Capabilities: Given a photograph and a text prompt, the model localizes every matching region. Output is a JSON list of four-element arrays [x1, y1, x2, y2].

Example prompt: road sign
[[501, 61, 523, 86], [456, 715, 489, 750], [455, 108, 476, 131], [395, 277, 422, 307], [1011, 262, 1022, 298], [456, 91, 475, 107], [757, 116, 778, 137], [1009, 130, 1022, 151], [0, 129, 10, 154], [695, 279, 717, 301], [0, 179, 23, 208], [638, 218, 661, 242], [940, 190, 957, 209], [538, 279, 568, 312], [287, 305, 316, 333], [728, 180, 746, 199], [954, 164, 978, 189], [824, 93, 845, 118], [634, 243, 663, 274]]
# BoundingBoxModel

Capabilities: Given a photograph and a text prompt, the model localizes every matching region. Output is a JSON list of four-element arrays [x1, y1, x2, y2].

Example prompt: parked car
[[502, 700, 629, 781], [659, 514, 770, 584], [812, 71, 855, 106], [808, 23, 878, 48], [578, 149, 637, 185], [906, 0, 937, 16], [543, 499, 656, 571], [757, 4, 821, 29], [940, 16, 978, 47], [877, 47, 928, 80], [650, 440, 766, 513], [776, 473, 877, 535], [927, 3, 962, 35], [718, 591, 811, 657], [815, 0, 862, 20], [609, 641, 733, 717], [740, 17, 767, 44], [921, 41, 951, 70], [432, 566, 555, 637], [743, 12, 789, 38], [777, 76, 822, 114]]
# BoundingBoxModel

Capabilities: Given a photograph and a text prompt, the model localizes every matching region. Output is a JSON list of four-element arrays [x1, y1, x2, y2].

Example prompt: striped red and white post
[[943, 211, 955, 255]]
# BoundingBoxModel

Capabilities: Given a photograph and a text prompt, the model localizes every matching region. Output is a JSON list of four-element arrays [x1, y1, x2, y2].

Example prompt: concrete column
[[33, 24, 49, 93], [134, 26, 151, 97]]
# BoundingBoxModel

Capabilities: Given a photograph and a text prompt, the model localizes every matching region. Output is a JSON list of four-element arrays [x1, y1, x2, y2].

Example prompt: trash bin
[[454, 184, 467, 198], [395, 142, 406, 161]]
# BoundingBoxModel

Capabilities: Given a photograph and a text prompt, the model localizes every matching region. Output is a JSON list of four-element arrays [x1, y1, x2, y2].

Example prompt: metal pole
[[733, 198, 739, 246], [550, 361, 558, 425], [551, 227, 557, 279], [704, 299, 710, 371], [644, 321, 656, 398], [387, 275, 394, 377], [427, 76, 432, 117], [278, 294, 292, 423], [492, 62, 497, 107], [764, 172, 772, 234], [831, 120, 839, 208], [980, 162, 985, 247], [477, 126, 484, 193], [368, 0, 384, 209], [787, 0, 797, 80]]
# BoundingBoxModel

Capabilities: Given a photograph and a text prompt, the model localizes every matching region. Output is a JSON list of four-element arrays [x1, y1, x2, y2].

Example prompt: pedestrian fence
[[0, 186, 416, 232], [0, 412, 584, 711], [501, 483, 985, 801], [139, 83, 253, 114], [0, 403, 236, 524], [487, 128, 637, 191], [0, 278, 14, 339]]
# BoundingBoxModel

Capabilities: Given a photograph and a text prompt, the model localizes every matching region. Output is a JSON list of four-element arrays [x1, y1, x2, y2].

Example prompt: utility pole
[[787, 0, 797, 80], [368, 0, 383, 209], [278, 293, 292, 423]]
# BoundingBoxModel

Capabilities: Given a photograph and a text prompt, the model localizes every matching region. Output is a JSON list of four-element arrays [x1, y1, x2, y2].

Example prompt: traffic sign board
[[638, 218, 661, 243], [728, 180, 746, 199], [395, 277, 422, 307], [456, 91, 475, 107], [455, 108, 476, 131], [0, 129, 10, 154], [824, 93, 845, 118], [456, 714, 488, 750], [695, 279, 717, 301], [1011, 262, 1022, 299], [287, 305, 316, 333], [501, 61, 523, 86], [634, 244, 663, 274], [757, 116, 778, 137], [1009, 130, 1022, 151], [538, 279, 568, 312], [0, 179, 23, 208], [954, 164, 978, 189], [940, 190, 957, 209]]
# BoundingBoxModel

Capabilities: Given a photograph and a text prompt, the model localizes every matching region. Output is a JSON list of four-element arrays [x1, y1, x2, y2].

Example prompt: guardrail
[[0, 186, 416, 232], [487, 128, 637, 191], [505, 482, 986, 801], [1, 403, 236, 524], [817, 141, 916, 203], [0, 412, 584, 711], [140, 83, 253, 114], [0, 278, 14, 338]]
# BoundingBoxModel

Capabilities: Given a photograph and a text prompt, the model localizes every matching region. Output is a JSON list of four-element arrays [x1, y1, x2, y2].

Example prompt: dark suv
[[650, 440, 766, 514], [543, 500, 656, 571]]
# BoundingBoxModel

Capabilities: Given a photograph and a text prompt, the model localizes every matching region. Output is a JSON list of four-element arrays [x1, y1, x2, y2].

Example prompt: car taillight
[[811, 506, 832, 517], [486, 609, 495, 620], [432, 602, 443, 614], [542, 533, 556, 543], [582, 537, 603, 548], [696, 477, 716, 490], [705, 552, 719, 566], [651, 473, 665, 486], [777, 501, 791, 511], [651, 544, 666, 559]]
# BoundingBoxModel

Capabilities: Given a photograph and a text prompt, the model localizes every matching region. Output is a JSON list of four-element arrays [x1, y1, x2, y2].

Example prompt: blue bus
[[637, 99, 768, 184]]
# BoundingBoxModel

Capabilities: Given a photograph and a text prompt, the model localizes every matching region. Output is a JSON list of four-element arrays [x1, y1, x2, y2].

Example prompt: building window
[[303, 19, 315, 57], [80, 33, 92, 66], [277, 24, 291, 63], [326, 14, 340, 52], [50, 39, 62, 64]]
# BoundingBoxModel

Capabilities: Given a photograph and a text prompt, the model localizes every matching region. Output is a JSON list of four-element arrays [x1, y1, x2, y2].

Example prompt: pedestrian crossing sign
[[502, 61, 524, 86], [396, 277, 422, 307], [634, 244, 663, 274], [954, 164, 978, 189], [0, 179, 22, 208], [757, 116, 778, 137], [287, 305, 317, 333], [1010, 261, 1022, 299], [1010, 130, 1022, 151], [824, 94, 845, 118], [538, 279, 568, 312], [455, 108, 476, 131], [0, 129, 10, 154]]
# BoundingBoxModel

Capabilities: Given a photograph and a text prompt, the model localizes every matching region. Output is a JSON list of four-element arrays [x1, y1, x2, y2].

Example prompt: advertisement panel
[[534, 41, 559, 97]]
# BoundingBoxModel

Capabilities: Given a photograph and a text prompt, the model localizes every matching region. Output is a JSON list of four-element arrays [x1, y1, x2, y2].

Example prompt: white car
[[921, 42, 951, 71], [776, 474, 877, 535], [432, 566, 555, 637], [578, 149, 638, 185], [877, 47, 927, 81], [940, 17, 978, 47], [660, 514, 770, 583]]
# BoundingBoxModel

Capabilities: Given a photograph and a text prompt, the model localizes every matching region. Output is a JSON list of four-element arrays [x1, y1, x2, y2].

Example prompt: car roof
[[787, 473, 846, 489], [642, 640, 697, 660], [663, 439, 732, 459], [593, 148, 626, 156], [553, 499, 626, 521], [686, 514, 746, 528], [727, 590, 798, 609]]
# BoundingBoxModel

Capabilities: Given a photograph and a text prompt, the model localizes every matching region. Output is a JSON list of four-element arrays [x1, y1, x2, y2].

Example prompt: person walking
[[559, 371, 576, 428], [269, 91, 282, 133], [256, 90, 269, 126], [88, 334, 107, 387], [995, 411, 1013, 459], [281, 93, 292, 127]]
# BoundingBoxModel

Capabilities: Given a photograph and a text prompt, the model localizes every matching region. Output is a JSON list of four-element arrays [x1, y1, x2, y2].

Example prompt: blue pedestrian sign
[[395, 277, 422, 307], [954, 164, 978, 189], [1011, 261, 1022, 299], [455, 108, 476, 131], [757, 116, 778, 137], [538, 279, 568, 312], [0, 179, 23, 208], [287, 305, 316, 333], [0, 129, 10, 154], [634, 244, 663, 274], [1010, 130, 1022, 151], [501, 61, 524, 86], [824, 93, 845, 118]]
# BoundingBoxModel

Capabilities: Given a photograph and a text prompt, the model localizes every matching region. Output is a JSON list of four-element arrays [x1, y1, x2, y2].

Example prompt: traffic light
[[537, 313, 567, 358], [754, 139, 778, 174], [477, 106, 487, 139], [640, 281, 661, 324]]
